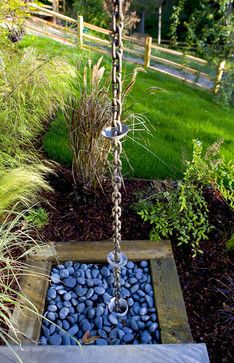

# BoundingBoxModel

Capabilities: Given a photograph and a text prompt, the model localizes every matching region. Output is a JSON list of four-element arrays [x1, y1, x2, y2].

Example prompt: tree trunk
[[158, 5, 162, 45], [139, 10, 145, 34]]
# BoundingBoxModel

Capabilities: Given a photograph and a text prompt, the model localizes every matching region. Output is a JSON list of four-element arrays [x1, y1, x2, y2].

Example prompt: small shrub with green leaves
[[24, 207, 49, 229], [137, 140, 233, 256]]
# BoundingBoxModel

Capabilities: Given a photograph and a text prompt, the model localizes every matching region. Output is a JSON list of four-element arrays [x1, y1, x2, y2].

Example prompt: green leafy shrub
[[137, 140, 233, 256], [24, 207, 49, 229]]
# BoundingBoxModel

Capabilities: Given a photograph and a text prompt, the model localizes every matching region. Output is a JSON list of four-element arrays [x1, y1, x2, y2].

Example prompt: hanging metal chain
[[111, 0, 124, 311]]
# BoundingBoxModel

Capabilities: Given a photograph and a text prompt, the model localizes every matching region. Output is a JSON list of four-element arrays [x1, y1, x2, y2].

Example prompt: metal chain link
[[111, 0, 124, 311]]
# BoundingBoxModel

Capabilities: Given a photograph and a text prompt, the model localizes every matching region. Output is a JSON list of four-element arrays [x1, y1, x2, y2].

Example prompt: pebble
[[39, 336, 47, 345], [47, 312, 56, 321], [123, 327, 132, 334], [80, 264, 87, 271], [68, 325, 79, 336], [110, 327, 119, 339], [137, 321, 145, 329], [59, 307, 69, 320], [137, 290, 145, 297], [64, 293, 72, 301], [77, 277, 86, 285], [121, 288, 130, 298], [130, 319, 139, 331], [87, 307, 95, 320], [81, 319, 91, 332], [96, 339, 108, 345], [141, 315, 150, 322], [62, 335, 71, 345], [145, 295, 154, 308], [47, 287, 56, 299], [77, 303, 85, 314], [126, 261, 134, 269], [51, 273, 60, 283], [42, 326, 50, 337], [129, 277, 137, 284], [48, 304, 57, 312], [65, 261, 73, 267], [75, 287, 87, 297], [85, 288, 93, 299], [127, 298, 134, 307], [109, 314, 118, 325], [140, 261, 148, 268], [64, 277, 76, 288], [141, 330, 152, 344], [101, 266, 110, 277], [62, 320, 70, 330], [130, 284, 139, 294], [95, 316, 103, 329], [103, 293, 111, 304], [67, 266, 74, 275], [123, 333, 134, 343], [50, 324, 56, 335], [99, 329, 107, 339], [94, 286, 105, 295], [60, 269, 69, 279], [96, 305, 104, 316], [48, 334, 62, 345], [118, 329, 125, 340], [144, 284, 152, 294], [139, 307, 147, 316], [149, 323, 158, 333]]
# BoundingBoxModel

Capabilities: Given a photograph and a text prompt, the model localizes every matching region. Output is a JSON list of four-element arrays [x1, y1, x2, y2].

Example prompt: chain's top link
[[112, 0, 123, 133]]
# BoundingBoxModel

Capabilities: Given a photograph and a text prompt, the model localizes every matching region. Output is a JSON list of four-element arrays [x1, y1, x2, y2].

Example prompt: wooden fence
[[28, 3, 217, 90]]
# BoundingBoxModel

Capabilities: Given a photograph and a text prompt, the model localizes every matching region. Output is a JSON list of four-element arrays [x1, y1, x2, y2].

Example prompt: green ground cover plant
[[136, 140, 234, 256], [23, 36, 234, 180], [24, 207, 49, 229]]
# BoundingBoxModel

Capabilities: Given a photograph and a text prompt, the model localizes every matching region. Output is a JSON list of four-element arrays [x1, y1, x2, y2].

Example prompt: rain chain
[[102, 0, 129, 316]]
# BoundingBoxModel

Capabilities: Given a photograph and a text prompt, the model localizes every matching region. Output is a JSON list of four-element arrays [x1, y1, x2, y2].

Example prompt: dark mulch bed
[[41, 166, 234, 363]]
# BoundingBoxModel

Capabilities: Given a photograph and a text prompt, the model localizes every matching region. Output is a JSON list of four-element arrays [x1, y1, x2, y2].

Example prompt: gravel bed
[[39, 260, 160, 346]]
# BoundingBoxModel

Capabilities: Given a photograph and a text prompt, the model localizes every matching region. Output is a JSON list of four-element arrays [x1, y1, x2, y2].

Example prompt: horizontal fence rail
[[27, 3, 215, 90]]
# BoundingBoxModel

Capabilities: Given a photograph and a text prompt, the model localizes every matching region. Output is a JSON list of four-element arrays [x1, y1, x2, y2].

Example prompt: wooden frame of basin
[[9, 240, 193, 345]]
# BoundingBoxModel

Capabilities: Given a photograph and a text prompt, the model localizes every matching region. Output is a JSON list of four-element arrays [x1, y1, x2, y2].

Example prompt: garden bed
[[9, 240, 192, 346], [38, 167, 233, 362]]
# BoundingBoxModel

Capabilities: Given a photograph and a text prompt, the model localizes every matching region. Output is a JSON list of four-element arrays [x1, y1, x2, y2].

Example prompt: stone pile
[[40, 260, 160, 345]]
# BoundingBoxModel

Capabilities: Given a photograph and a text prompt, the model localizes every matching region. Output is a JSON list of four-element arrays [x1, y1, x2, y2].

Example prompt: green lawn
[[20, 35, 234, 179]]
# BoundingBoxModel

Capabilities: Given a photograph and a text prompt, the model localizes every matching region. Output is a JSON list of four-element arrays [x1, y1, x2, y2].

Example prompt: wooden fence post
[[214, 59, 226, 94], [144, 36, 152, 68], [52, 0, 59, 24], [77, 15, 84, 47]]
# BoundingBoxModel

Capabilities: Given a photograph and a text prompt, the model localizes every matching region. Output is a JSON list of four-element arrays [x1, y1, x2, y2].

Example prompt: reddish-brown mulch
[[41, 166, 234, 363]]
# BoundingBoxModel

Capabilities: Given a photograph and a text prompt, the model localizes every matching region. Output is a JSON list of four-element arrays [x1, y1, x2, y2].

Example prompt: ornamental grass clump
[[65, 57, 112, 192], [0, 209, 48, 352], [0, 164, 52, 217], [65, 58, 146, 193], [0, 46, 75, 214], [0, 47, 75, 154]]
